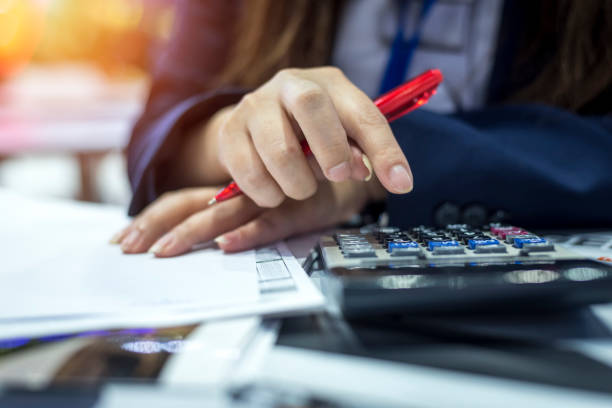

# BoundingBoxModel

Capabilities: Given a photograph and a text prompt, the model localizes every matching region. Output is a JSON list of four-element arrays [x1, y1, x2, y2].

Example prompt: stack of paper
[[0, 189, 324, 340]]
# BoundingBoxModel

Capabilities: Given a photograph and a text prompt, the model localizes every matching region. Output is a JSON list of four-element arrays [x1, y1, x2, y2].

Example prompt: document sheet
[[0, 189, 324, 340]]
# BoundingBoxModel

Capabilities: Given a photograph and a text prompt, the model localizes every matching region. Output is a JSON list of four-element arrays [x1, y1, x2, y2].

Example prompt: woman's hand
[[217, 66, 413, 207], [171, 66, 413, 206], [112, 178, 385, 256]]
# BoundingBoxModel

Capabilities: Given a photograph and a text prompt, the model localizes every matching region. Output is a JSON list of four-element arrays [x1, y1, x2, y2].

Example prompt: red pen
[[208, 68, 443, 205]]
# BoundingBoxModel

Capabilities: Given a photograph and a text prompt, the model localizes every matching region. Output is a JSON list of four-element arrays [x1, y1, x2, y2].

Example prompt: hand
[[111, 178, 385, 256], [175, 66, 413, 207]]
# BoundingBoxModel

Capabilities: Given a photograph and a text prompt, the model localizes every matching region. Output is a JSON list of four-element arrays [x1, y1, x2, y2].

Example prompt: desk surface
[[2, 231, 612, 407]]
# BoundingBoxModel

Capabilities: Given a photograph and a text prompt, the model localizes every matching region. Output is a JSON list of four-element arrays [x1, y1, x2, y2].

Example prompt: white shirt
[[332, 0, 504, 113]]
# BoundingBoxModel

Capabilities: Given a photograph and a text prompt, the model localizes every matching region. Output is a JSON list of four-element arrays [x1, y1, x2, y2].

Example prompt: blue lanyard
[[379, 0, 437, 94]]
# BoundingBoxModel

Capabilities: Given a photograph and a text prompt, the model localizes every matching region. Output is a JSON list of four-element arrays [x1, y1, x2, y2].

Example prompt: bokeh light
[[0, 0, 45, 80], [0, 0, 174, 81]]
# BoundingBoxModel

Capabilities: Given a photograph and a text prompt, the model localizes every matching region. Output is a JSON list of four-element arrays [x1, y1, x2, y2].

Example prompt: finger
[[110, 225, 132, 245], [120, 189, 213, 254], [306, 155, 325, 181], [327, 79, 413, 194], [215, 209, 297, 253], [151, 195, 262, 257], [219, 108, 285, 208], [280, 75, 353, 183], [248, 101, 317, 200], [350, 144, 371, 181]]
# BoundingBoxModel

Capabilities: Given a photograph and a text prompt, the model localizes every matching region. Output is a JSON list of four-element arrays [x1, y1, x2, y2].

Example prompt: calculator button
[[390, 248, 422, 257], [343, 249, 377, 258], [467, 239, 500, 249], [490, 226, 524, 238], [514, 238, 548, 248], [428, 240, 460, 251], [431, 246, 465, 255], [515, 238, 555, 253], [339, 238, 369, 245], [490, 225, 516, 234], [341, 244, 374, 252], [377, 227, 400, 234], [474, 245, 507, 254], [505, 234, 538, 244], [388, 241, 419, 250], [446, 224, 470, 230], [499, 230, 528, 239], [520, 245, 555, 254]]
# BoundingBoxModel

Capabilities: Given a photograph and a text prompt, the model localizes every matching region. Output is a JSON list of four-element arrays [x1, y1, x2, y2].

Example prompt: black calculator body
[[317, 224, 612, 317]]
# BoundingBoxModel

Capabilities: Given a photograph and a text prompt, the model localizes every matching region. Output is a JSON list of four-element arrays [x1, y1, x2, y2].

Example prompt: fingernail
[[214, 235, 229, 246], [388, 165, 413, 193], [121, 229, 141, 251], [327, 161, 351, 182], [109, 229, 125, 245], [149, 233, 175, 255], [362, 154, 373, 182]]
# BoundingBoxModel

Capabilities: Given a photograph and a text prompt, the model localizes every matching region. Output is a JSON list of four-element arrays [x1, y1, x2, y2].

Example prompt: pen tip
[[208, 197, 217, 206]]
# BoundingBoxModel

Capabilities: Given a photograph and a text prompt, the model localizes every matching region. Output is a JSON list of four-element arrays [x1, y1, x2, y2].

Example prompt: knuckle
[[290, 87, 326, 112], [159, 190, 177, 202], [374, 145, 403, 163], [257, 190, 285, 208], [237, 91, 262, 111], [324, 139, 351, 161], [267, 140, 302, 168], [357, 105, 388, 129], [241, 167, 267, 190], [219, 110, 243, 135], [285, 179, 317, 201], [275, 68, 300, 82], [320, 65, 343, 78], [223, 149, 250, 175], [238, 92, 258, 110]]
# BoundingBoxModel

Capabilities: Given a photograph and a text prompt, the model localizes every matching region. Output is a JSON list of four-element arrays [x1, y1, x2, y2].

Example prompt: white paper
[[0, 189, 257, 319], [0, 189, 324, 340]]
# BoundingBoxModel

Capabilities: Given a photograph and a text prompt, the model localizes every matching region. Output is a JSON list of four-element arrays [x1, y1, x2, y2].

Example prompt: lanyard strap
[[379, 0, 437, 94]]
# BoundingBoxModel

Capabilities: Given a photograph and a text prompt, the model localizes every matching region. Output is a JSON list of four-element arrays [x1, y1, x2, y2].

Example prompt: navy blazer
[[127, 0, 612, 229]]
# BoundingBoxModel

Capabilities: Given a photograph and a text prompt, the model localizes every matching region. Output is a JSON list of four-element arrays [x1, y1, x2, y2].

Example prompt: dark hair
[[220, 0, 611, 113], [510, 0, 612, 112]]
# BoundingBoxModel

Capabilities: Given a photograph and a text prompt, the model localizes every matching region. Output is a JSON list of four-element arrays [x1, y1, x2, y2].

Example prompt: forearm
[[162, 105, 235, 189]]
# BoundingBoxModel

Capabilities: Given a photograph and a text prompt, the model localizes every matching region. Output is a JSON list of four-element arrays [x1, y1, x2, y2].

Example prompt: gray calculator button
[[520, 243, 555, 254], [431, 246, 465, 255], [341, 244, 373, 251], [339, 239, 369, 246], [344, 249, 377, 258], [474, 245, 508, 254], [390, 248, 422, 257]]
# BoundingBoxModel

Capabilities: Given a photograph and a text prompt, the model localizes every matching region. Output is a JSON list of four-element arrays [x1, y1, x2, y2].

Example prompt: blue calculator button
[[388, 241, 419, 251], [428, 240, 460, 251], [467, 239, 500, 249], [514, 238, 547, 248]]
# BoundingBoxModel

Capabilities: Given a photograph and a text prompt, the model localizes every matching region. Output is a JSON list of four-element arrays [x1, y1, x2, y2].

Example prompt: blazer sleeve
[[387, 104, 612, 229], [127, 0, 246, 216]]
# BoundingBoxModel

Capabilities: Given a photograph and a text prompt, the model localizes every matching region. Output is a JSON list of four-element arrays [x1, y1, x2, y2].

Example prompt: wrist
[[198, 105, 234, 183], [168, 105, 235, 188]]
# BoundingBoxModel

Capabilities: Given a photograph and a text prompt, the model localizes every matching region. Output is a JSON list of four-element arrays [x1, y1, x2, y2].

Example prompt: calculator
[[317, 224, 612, 317]]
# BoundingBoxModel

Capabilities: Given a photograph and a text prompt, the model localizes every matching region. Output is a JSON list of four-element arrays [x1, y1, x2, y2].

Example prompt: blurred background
[[0, 0, 175, 205]]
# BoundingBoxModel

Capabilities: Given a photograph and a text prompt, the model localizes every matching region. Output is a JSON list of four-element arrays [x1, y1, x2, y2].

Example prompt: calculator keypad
[[333, 224, 555, 260]]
